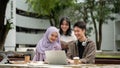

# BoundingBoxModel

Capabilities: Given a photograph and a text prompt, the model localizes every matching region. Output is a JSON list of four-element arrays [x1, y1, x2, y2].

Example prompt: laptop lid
[[45, 50, 68, 65]]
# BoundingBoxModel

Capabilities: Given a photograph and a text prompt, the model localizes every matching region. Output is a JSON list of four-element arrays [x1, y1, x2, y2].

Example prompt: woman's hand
[[66, 58, 74, 64], [54, 45, 61, 50]]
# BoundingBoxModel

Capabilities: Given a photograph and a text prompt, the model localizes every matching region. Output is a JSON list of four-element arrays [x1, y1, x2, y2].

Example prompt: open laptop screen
[[45, 50, 68, 65]]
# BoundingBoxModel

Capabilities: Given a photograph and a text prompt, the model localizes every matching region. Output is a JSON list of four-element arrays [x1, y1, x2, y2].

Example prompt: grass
[[96, 54, 120, 58]]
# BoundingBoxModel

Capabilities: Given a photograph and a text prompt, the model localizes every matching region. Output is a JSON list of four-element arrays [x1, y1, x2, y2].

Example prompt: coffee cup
[[73, 57, 79, 64], [24, 54, 30, 63]]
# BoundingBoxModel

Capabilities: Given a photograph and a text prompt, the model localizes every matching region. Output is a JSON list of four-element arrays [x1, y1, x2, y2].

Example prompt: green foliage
[[107, 0, 120, 13], [86, 27, 93, 37], [26, 0, 75, 27], [6, 19, 13, 31], [96, 54, 120, 58], [27, 0, 58, 15]]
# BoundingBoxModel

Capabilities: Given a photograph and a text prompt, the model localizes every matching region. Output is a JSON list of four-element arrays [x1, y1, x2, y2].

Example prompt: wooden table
[[0, 62, 120, 68]]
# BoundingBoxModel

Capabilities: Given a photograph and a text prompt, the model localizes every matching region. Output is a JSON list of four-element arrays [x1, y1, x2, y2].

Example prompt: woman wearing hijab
[[32, 26, 61, 61]]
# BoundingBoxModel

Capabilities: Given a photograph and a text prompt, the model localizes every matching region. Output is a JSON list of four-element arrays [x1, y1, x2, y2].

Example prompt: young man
[[67, 21, 96, 64]]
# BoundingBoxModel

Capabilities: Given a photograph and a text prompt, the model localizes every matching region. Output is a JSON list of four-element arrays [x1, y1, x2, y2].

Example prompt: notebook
[[45, 50, 68, 65]]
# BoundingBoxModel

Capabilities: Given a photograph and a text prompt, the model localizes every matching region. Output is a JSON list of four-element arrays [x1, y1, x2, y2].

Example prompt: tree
[[85, 0, 120, 50], [0, 0, 12, 51], [84, 0, 111, 50], [69, 0, 117, 50], [26, 0, 75, 27]]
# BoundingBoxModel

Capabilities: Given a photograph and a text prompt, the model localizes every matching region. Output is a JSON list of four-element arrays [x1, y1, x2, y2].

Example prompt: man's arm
[[80, 41, 96, 64]]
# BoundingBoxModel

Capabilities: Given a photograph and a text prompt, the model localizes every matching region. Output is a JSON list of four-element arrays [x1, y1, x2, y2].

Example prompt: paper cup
[[25, 55, 30, 62], [73, 57, 79, 64]]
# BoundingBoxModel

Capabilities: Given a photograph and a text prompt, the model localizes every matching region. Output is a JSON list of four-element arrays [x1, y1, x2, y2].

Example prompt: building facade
[[5, 0, 50, 51]]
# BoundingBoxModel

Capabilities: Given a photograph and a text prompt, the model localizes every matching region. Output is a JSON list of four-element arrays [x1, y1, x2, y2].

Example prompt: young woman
[[32, 26, 61, 61], [59, 17, 76, 53]]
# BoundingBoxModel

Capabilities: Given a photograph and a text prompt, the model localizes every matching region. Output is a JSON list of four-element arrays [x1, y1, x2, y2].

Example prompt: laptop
[[45, 50, 68, 65]]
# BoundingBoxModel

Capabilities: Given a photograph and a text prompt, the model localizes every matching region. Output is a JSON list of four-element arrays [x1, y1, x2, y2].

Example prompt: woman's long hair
[[59, 17, 71, 36]]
